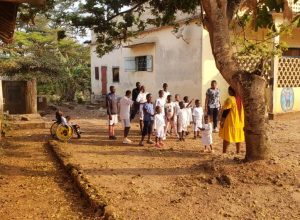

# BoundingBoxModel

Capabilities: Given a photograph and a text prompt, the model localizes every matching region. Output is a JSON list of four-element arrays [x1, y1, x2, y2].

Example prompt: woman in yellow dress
[[219, 86, 245, 154]]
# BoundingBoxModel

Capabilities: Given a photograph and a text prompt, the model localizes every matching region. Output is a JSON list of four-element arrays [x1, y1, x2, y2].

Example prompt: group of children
[[107, 83, 214, 152]]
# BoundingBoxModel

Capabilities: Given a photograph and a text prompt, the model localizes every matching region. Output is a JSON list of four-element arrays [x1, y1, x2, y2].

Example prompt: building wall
[[273, 87, 300, 114], [91, 22, 204, 100], [200, 29, 229, 106]]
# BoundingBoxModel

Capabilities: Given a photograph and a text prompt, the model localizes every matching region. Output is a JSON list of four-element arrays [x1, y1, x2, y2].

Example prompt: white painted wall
[[200, 29, 229, 107], [91, 22, 203, 101]]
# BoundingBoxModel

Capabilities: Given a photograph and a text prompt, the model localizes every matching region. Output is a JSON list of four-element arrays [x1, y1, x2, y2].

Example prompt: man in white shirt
[[162, 83, 170, 102], [119, 90, 134, 144]]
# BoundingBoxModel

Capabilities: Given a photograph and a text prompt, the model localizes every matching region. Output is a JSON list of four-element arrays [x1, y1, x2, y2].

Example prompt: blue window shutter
[[124, 57, 136, 72], [146, 55, 153, 72]]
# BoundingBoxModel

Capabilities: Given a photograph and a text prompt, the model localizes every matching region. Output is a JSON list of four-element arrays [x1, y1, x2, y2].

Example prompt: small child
[[153, 106, 166, 147], [165, 95, 175, 136], [192, 99, 204, 139], [200, 115, 213, 152], [56, 110, 67, 125], [66, 116, 81, 139], [183, 96, 194, 136], [177, 101, 189, 141]]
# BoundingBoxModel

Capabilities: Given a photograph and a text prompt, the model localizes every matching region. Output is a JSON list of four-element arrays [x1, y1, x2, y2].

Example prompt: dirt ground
[[0, 128, 98, 219], [48, 107, 300, 220]]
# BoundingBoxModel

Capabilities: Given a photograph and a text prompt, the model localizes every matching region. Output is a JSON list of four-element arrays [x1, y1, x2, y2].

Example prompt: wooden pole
[[25, 79, 37, 114]]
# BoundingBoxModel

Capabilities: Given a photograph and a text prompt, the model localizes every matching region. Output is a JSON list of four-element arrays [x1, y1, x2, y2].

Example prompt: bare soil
[[0, 128, 98, 219], [52, 110, 300, 220]]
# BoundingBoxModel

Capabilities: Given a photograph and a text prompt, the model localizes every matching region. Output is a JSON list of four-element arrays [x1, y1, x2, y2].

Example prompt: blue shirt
[[143, 102, 154, 121]]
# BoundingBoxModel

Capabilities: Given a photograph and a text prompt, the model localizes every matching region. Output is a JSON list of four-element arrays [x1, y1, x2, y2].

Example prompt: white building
[[90, 19, 228, 106]]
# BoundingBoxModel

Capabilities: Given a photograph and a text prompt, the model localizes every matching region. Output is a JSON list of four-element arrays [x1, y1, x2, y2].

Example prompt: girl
[[200, 115, 213, 152], [192, 99, 204, 139], [153, 106, 166, 147], [165, 95, 175, 136], [183, 96, 194, 136], [177, 101, 189, 141]]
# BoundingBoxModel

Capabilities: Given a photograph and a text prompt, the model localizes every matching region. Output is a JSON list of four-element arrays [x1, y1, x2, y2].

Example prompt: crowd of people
[[106, 81, 245, 154]]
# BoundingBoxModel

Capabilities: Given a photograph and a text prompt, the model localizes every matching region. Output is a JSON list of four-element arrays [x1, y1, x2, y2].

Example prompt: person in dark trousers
[[130, 82, 141, 121], [205, 80, 221, 133], [139, 93, 155, 146], [106, 85, 119, 140]]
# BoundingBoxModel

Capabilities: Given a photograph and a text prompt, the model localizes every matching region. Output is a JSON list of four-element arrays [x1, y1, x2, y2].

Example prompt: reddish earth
[[52, 110, 300, 219], [1, 106, 299, 219]]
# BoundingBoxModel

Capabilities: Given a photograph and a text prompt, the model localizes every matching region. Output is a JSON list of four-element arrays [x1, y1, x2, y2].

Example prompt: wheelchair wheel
[[56, 124, 73, 141], [50, 122, 59, 138]]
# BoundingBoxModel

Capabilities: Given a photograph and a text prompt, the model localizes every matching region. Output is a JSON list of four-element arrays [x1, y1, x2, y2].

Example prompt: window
[[112, 67, 120, 83], [135, 56, 147, 71], [95, 67, 99, 80], [283, 48, 300, 57], [124, 55, 153, 72]]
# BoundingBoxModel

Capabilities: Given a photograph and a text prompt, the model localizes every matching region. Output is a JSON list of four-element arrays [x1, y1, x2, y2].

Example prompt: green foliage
[[52, 0, 299, 58], [0, 17, 91, 101]]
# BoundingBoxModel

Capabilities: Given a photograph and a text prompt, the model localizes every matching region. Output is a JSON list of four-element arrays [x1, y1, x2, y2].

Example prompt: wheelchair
[[50, 120, 74, 141]]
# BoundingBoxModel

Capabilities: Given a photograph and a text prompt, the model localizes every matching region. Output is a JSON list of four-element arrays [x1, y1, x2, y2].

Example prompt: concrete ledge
[[269, 111, 300, 120], [47, 140, 118, 220]]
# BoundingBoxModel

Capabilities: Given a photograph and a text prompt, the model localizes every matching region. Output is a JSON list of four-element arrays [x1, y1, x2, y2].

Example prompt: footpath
[[0, 128, 96, 220]]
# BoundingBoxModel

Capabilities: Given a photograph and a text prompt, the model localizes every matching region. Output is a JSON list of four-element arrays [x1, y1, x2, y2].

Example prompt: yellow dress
[[219, 96, 245, 143]]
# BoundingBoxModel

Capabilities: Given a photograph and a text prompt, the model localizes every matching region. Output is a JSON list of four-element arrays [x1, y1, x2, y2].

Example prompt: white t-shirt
[[61, 116, 68, 126], [192, 107, 204, 121], [119, 96, 134, 120], [165, 102, 174, 119], [153, 113, 166, 131], [173, 101, 180, 117], [163, 91, 170, 101], [178, 108, 189, 126], [136, 92, 148, 104], [202, 123, 213, 145], [155, 98, 166, 115]]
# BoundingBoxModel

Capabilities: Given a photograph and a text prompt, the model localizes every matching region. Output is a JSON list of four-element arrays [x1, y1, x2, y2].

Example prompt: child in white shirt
[[165, 95, 175, 137], [136, 86, 148, 133], [200, 116, 213, 152], [192, 99, 204, 139], [177, 101, 189, 141], [153, 106, 166, 148]]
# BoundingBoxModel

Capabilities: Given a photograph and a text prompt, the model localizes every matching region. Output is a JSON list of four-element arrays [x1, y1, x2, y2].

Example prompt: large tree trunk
[[202, 0, 269, 161], [234, 73, 270, 161]]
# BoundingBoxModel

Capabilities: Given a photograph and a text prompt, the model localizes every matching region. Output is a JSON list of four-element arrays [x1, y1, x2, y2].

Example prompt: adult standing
[[162, 83, 170, 102], [106, 85, 118, 140], [136, 86, 148, 133], [205, 80, 221, 132], [130, 82, 141, 121], [219, 86, 245, 154], [120, 90, 134, 144]]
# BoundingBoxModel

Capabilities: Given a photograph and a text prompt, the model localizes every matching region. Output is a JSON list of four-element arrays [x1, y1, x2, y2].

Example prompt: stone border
[[47, 140, 118, 220]]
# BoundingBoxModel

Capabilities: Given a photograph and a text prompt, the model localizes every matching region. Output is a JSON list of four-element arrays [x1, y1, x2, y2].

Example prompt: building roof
[[0, 0, 44, 44]]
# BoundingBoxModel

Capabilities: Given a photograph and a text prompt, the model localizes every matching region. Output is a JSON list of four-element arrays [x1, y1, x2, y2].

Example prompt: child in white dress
[[192, 99, 204, 139], [153, 106, 166, 147], [177, 101, 189, 141], [200, 116, 213, 152]]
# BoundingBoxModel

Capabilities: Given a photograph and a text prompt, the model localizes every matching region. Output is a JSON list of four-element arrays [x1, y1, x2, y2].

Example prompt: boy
[[66, 116, 81, 139], [162, 83, 170, 102], [192, 99, 204, 139], [106, 85, 118, 140], [120, 90, 134, 144], [139, 93, 155, 146], [205, 80, 221, 132]]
